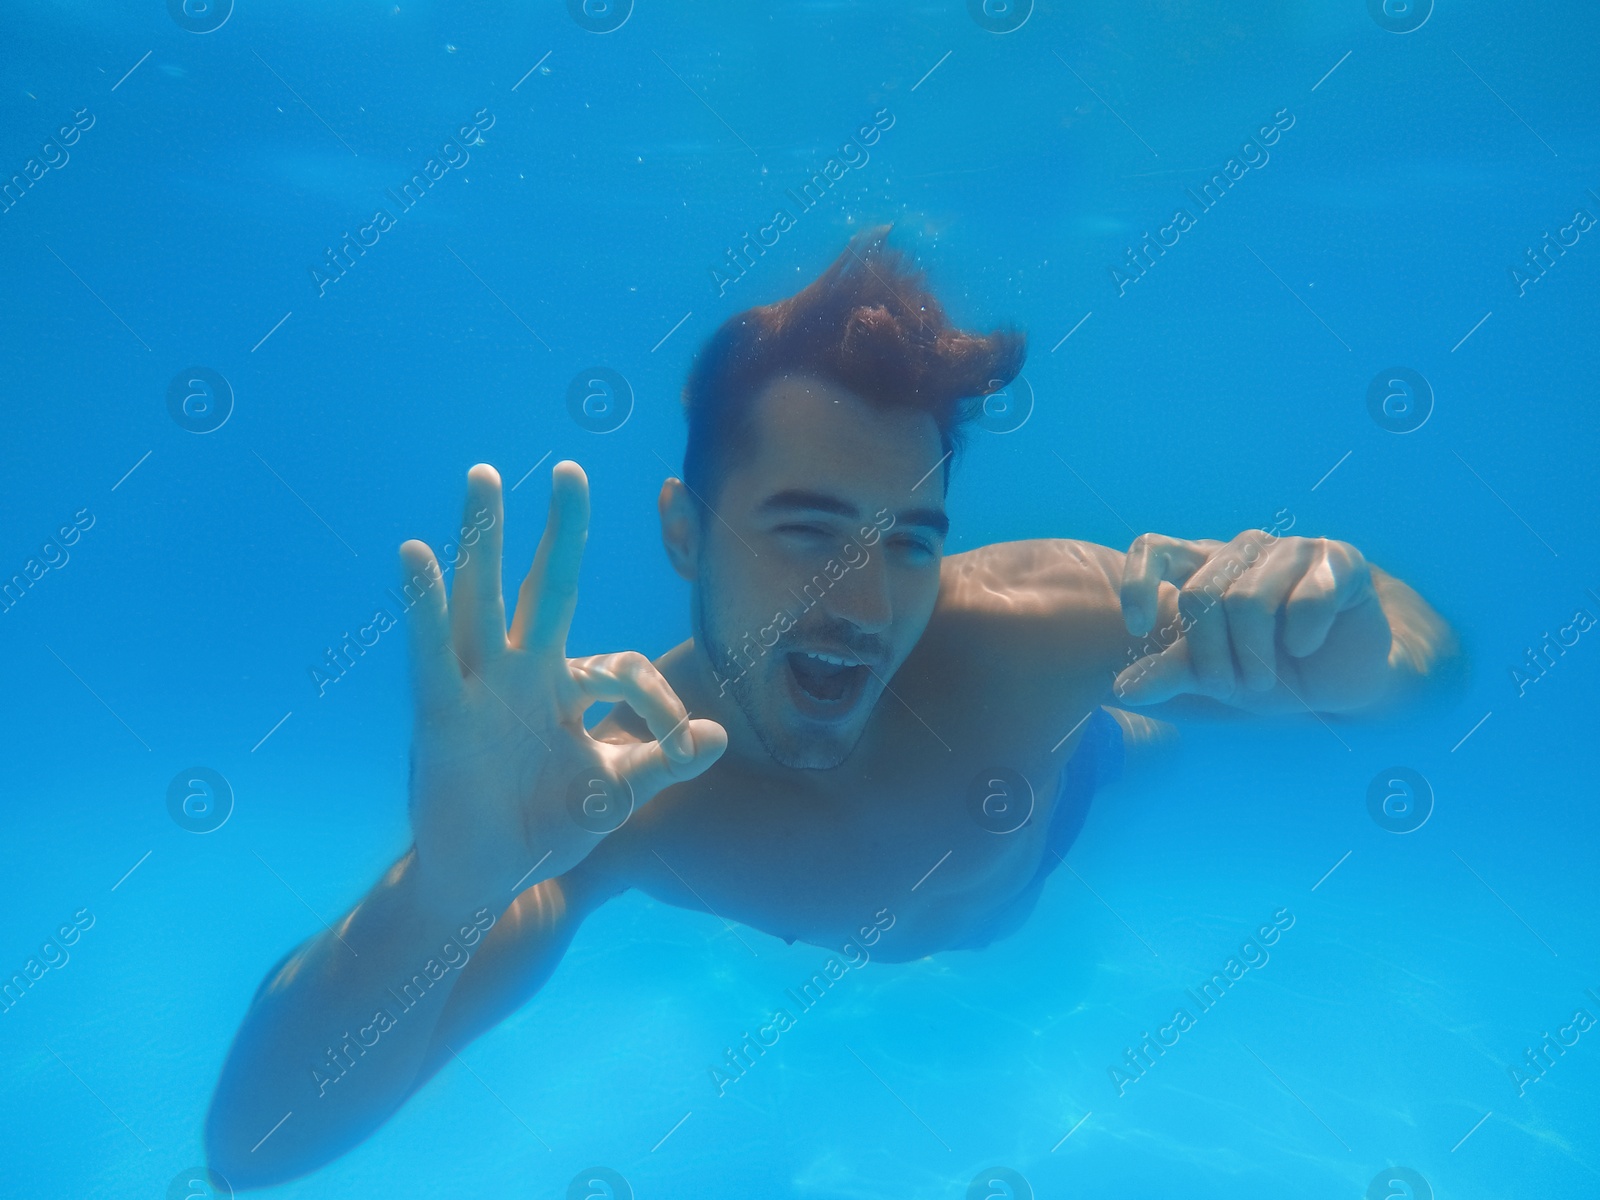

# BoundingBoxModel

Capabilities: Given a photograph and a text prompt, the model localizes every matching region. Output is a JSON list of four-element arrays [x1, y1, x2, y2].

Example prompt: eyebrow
[[758, 489, 950, 539]]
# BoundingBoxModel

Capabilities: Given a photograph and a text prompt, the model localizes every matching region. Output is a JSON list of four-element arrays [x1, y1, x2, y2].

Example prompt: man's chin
[[750, 714, 864, 771], [766, 739, 853, 771]]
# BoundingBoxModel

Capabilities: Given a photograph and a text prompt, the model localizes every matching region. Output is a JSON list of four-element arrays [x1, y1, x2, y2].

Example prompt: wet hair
[[679, 225, 1026, 506]]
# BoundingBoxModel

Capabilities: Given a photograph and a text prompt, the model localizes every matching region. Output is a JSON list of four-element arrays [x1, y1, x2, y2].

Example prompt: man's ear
[[658, 477, 700, 581]]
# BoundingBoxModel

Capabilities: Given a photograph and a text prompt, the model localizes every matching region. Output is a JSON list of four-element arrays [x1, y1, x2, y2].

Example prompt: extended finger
[[448, 464, 507, 669], [571, 651, 695, 761], [399, 540, 458, 714], [1121, 534, 1215, 635], [510, 461, 590, 655]]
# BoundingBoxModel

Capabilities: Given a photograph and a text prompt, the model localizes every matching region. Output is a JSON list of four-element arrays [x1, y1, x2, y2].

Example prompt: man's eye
[[776, 524, 829, 538], [891, 533, 938, 558]]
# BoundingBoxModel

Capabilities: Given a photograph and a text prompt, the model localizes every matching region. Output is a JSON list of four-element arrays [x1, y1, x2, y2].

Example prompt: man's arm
[[204, 463, 725, 1188], [203, 856, 590, 1187], [1108, 529, 1462, 719], [942, 532, 1460, 727]]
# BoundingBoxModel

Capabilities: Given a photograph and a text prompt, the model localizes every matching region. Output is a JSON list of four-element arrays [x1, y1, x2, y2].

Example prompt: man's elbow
[[202, 1081, 343, 1192], [203, 1096, 298, 1192]]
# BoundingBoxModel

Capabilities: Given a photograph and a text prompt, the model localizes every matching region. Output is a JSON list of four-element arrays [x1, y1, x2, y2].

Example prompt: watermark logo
[[0, 907, 94, 1016], [1113, 508, 1297, 698], [975, 376, 1034, 434], [567, 0, 632, 34], [167, 767, 235, 834], [1510, 603, 1595, 697], [567, 1167, 632, 1199], [567, 367, 633, 433], [167, 0, 233, 34], [1511, 203, 1596, 297], [312, 110, 495, 297], [167, 1166, 233, 1199], [1508, 990, 1599, 1095], [966, 766, 1035, 835], [1365, 367, 1432, 434], [1110, 907, 1294, 1095], [711, 510, 896, 697], [313, 908, 496, 1097], [1, 108, 94, 218], [709, 908, 896, 1096], [309, 508, 494, 698], [1367, 0, 1432, 35], [566, 770, 635, 834], [167, 367, 234, 434], [1111, 108, 1295, 297], [967, 1167, 1032, 1198], [1366, 1166, 1432, 1199], [1366, 767, 1432, 834], [0, 507, 95, 618], [967, 0, 1033, 34]]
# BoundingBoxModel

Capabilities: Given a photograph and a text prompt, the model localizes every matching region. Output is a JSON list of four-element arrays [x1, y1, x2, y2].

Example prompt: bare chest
[[630, 736, 1077, 960]]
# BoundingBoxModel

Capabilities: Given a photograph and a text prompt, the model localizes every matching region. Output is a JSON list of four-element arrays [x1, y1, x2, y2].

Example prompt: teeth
[[803, 651, 858, 667]]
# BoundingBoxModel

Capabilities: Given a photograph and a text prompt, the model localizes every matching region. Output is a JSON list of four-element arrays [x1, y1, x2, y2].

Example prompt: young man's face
[[688, 374, 949, 770]]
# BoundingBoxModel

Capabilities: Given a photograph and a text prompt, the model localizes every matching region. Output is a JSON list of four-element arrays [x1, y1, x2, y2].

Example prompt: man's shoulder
[[875, 538, 1140, 754], [928, 538, 1130, 671], [938, 538, 1123, 614]]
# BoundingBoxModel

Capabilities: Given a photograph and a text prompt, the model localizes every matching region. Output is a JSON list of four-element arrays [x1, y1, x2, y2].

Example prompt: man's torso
[[576, 538, 1138, 958]]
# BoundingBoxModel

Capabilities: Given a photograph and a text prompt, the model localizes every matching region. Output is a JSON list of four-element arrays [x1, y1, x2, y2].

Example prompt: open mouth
[[785, 650, 871, 717]]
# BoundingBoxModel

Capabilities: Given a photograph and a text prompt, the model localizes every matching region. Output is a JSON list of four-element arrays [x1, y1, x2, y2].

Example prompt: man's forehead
[[742, 374, 944, 466]]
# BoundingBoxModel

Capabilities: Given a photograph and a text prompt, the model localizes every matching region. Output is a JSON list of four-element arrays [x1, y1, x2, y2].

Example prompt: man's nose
[[824, 554, 892, 636]]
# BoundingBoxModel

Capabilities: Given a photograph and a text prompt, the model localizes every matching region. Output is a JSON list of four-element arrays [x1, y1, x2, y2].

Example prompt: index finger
[[399, 539, 459, 715], [1120, 534, 1211, 636], [509, 460, 591, 655], [449, 463, 507, 668]]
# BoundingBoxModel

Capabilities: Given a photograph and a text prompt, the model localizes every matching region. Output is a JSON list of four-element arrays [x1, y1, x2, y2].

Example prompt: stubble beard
[[693, 581, 852, 771]]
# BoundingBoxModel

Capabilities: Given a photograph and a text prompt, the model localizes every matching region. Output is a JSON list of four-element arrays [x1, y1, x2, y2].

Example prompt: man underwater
[[205, 227, 1456, 1185]]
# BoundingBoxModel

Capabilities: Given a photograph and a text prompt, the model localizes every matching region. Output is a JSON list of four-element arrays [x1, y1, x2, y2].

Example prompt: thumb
[[1113, 642, 1198, 706], [610, 717, 728, 804]]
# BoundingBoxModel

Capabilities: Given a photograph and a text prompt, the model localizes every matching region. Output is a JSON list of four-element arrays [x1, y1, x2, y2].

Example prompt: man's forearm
[[204, 850, 499, 1189], [1125, 564, 1462, 721]]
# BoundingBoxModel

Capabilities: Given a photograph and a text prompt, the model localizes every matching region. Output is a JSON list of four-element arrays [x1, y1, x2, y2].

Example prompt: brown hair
[[680, 225, 1025, 505]]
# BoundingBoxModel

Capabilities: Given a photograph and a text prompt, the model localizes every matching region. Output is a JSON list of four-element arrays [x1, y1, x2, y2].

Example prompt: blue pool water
[[3, 2, 1597, 1197]]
